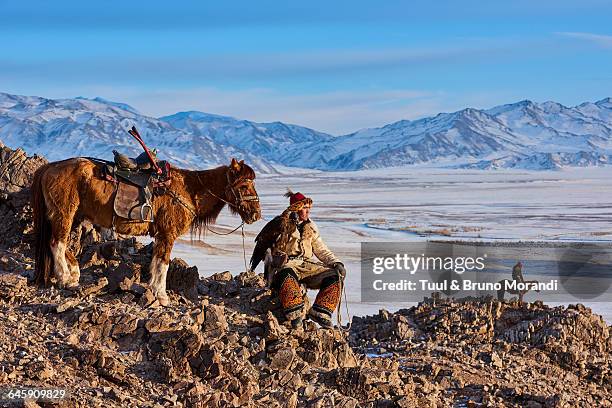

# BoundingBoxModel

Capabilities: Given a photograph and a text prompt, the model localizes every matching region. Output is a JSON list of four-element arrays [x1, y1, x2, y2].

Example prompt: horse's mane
[[187, 162, 256, 238], [236, 162, 256, 180]]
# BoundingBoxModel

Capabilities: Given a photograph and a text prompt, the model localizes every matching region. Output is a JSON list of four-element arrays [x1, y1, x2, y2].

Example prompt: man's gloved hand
[[332, 262, 346, 280]]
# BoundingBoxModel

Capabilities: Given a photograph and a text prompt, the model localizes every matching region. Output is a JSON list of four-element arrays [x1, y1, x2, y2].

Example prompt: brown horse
[[31, 157, 261, 306]]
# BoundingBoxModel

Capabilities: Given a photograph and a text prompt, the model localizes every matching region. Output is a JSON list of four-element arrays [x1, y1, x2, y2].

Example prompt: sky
[[1, 0, 612, 134]]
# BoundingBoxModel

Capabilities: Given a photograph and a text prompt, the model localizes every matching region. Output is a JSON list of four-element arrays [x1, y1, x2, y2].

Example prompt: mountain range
[[1, 91, 611, 172]]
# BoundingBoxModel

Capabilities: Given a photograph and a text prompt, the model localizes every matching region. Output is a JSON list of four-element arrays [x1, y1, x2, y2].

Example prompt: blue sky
[[1, 1, 611, 134]]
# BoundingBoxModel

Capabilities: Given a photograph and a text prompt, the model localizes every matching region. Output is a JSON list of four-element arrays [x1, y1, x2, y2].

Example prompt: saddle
[[88, 155, 172, 222]]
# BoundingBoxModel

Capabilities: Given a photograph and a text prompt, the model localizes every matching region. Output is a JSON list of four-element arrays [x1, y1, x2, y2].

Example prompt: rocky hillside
[[0, 146, 609, 407]]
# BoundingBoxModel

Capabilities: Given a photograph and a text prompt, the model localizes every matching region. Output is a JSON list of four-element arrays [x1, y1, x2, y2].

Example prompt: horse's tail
[[32, 165, 53, 287]]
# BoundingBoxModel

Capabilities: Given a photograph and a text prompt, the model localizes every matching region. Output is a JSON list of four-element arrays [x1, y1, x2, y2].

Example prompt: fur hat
[[284, 188, 313, 211]]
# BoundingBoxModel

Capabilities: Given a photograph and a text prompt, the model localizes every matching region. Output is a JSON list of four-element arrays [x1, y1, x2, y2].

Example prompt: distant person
[[250, 190, 345, 329], [512, 261, 525, 284]]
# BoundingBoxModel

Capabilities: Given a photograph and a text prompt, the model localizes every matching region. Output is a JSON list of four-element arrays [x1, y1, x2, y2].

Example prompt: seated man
[[251, 190, 345, 328]]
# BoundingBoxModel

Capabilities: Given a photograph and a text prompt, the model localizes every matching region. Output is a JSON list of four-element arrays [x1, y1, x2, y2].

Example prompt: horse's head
[[224, 158, 261, 224]]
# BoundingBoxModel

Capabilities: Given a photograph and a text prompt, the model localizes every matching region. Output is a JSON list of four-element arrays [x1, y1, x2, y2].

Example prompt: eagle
[[250, 208, 299, 271]]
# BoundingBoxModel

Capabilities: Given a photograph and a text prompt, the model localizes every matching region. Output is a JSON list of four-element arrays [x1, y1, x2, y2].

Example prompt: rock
[[25, 360, 54, 380], [0, 272, 27, 298], [126, 282, 147, 296], [138, 289, 158, 308], [105, 262, 141, 292], [56, 298, 80, 313], [111, 314, 140, 338], [0, 147, 45, 191], [145, 313, 177, 333], [23, 400, 42, 408], [148, 328, 204, 374], [334, 342, 358, 368], [270, 347, 295, 370], [79, 277, 108, 297], [109, 387, 127, 402], [0, 145, 609, 408], [303, 384, 315, 398], [201, 304, 228, 337], [264, 311, 287, 341], [191, 346, 224, 380], [167, 258, 199, 302], [211, 271, 233, 282], [99, 241, 120, 260], [490, 351, 503, 368]]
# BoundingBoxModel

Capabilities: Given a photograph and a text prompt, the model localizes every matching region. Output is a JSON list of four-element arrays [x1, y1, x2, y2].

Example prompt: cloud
[[0, 39, 530, 86], [557, 32, 612, 48]]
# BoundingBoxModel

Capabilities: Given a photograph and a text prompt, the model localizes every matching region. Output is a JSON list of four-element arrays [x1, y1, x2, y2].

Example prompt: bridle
[[194, 168, 259, 214], [222, 170, 259, 210]]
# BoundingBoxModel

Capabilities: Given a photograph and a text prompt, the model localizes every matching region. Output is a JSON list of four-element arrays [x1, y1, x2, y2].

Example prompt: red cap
[[289, 192, 306, 205]]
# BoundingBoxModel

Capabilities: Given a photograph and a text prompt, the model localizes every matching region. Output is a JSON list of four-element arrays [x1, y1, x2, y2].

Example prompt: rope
[[166, 184, 248, 270], [166, 189, 197, 217], [205, 222, 245, 236], [339, 280, 352, 334], [206, 189, 242, 212], [204, 221, 248, 272], [241, 224, 248, 273], [295, 258, 352, 333]]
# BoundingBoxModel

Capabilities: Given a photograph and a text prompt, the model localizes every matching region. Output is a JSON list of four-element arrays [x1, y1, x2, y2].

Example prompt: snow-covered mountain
[[0, 92, 278, 172], [1, 91, 611, 172], [161, 111, 334, 166], [304, 99, 612, 170]]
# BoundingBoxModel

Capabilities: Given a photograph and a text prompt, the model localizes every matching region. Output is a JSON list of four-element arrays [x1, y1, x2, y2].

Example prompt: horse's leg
[[65, 251, 80, 287], [149, 234, 175, 306], [49, 238, 69, 287], [46, 196, 80, 288], [49, 210, 80, 288]]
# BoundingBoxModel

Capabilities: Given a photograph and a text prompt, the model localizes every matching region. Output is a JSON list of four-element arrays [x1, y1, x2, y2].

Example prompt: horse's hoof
[[66, 280, 80, 290], [56, 282, 70, 290], [157, 295, 169, 307]]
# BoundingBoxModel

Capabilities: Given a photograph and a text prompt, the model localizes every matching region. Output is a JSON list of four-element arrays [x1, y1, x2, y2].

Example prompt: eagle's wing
[[250, 215, 284, 271]]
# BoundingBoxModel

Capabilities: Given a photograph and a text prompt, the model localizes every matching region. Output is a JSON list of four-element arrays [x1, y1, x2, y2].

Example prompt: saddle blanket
[[113, 182, 154, 222]]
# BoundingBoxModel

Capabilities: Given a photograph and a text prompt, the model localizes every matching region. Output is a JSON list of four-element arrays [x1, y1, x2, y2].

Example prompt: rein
[[172, 169, 257, 273], [166, 186, 249, 238], [205, 221, 244, 235], [205, 188, 239, 211], [166, 189, 197, 217]]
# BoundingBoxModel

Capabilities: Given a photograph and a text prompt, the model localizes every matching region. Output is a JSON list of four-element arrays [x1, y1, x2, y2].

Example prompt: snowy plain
[[158, 166, 612, 324]]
